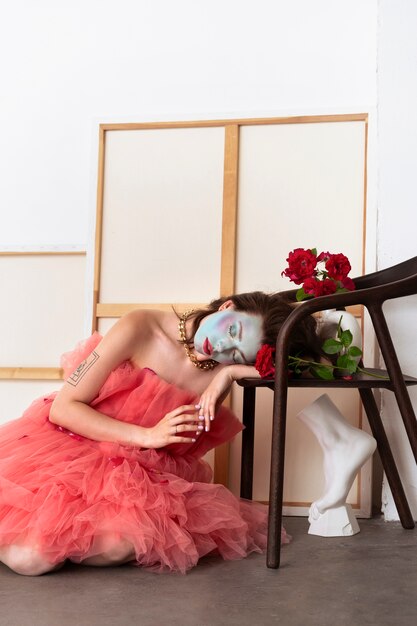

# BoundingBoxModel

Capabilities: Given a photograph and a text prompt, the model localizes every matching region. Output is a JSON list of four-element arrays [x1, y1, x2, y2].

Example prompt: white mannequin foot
[[308, 503, 360, 537], [298, 394, 377, 515], [314, 428, 376, 513]]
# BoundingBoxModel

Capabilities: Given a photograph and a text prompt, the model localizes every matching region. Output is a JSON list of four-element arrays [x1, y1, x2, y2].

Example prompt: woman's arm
[[50, 312, 198, 448], [197, 364, 261, 431]]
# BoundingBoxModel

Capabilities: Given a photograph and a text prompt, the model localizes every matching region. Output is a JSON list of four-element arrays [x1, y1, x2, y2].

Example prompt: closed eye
[[232, 349, 247, 364], [228, 322, 242, 341]]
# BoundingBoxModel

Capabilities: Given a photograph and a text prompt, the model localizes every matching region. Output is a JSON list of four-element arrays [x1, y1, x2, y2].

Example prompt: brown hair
[[184, 291, 321, 361]]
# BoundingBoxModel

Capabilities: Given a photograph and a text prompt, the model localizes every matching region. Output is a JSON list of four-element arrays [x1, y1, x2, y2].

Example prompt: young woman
[[0, 291, 318, 576]]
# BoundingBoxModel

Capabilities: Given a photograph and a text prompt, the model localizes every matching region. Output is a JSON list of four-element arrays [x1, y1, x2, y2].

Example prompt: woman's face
[[193, 309, 263, 365]]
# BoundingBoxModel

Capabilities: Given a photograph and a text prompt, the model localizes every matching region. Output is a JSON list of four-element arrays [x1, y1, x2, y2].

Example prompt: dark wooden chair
[[237, 256, 417, 568]]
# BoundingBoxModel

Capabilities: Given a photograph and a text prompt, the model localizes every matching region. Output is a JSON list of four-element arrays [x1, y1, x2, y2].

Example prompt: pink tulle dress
[[0, 333, 289, 573]]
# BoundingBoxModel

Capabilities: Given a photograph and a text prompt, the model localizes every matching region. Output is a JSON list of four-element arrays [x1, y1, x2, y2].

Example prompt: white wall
[[377, 0, 417, 519], [0, 0, 377, 247], [3, 0, 415, 519]]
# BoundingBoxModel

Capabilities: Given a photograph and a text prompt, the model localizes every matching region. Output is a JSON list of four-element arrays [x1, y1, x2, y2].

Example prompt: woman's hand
[[196, 368, 236, 432], [197, 364, 261, 432], [143, 405, 202, 449]]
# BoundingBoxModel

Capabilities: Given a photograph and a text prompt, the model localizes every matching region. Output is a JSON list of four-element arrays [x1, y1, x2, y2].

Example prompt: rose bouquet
[[254, 247, 375, 381], [281, 248, 356, 301]]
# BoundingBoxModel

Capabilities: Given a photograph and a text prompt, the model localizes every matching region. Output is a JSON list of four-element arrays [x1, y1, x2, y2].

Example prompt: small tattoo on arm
[[67, 351, 100, 386]]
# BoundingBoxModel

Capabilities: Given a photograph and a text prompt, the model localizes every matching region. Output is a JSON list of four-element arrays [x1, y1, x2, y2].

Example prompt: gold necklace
[[178, 310, 218, 371]]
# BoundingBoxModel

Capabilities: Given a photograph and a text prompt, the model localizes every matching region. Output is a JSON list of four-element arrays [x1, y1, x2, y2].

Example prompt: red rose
[[255, 345, 276, 378], [341, 276, 356, 291], [303, 277, 323, 297], [282, 248, 317, 285], [303, 277, 337, 297], [320, 278, 337, 295], [325, 253, 351, 281], [317, 251, 331, 262]]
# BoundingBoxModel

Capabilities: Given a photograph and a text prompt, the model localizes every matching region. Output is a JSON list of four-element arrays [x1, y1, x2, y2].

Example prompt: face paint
[[193, 310, 263, 365]]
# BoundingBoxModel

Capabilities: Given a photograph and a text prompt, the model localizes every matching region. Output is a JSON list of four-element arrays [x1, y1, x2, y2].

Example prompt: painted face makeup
[[193, 310, 263, 365]]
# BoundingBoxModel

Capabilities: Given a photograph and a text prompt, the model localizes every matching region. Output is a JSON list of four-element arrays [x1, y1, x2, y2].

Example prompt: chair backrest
[[279, 256, 417, 315], [274, 256, 417, 378], [353, 256, 417, 292]]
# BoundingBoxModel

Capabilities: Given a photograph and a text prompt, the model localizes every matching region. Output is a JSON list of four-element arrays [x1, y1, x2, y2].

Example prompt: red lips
[[203, 337, 213, 355]]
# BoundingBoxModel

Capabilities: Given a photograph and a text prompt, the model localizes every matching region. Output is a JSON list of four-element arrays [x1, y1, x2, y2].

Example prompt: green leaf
[[311, 248, 317, 256], [311, 365, 335, 380], [340, 329, 353, 347], [336, 355, 358, 374], [336, 354, 351, 368], [347, 345, 362, 357], [322, 338, 343, 354], [296, 288, 312, 302]]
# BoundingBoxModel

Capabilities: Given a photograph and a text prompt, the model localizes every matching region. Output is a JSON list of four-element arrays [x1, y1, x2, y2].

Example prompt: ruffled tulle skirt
[[0, 334, 289, 573]]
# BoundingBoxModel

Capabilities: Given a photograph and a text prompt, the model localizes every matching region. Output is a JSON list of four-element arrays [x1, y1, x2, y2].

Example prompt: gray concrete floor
[[0, 516, 416, 626]]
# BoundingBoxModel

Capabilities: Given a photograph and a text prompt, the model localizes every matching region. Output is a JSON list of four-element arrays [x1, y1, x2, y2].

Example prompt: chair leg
[[240, 387, 256, 499], [267, 386, 288, 568], [368, 305, 417, 463], [359, 388, 415, 529], [390, 383, 417, 464]]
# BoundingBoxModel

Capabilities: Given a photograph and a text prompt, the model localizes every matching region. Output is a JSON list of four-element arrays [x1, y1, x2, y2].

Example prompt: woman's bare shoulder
[[118, 308, 170, 336], [113, 308, 178, 353], [103, 309, 164, 349]]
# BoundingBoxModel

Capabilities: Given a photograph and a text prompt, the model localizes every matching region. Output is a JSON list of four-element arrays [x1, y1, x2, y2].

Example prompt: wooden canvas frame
[[0, 251, 86, 381], [93, 113, 369, 487]]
